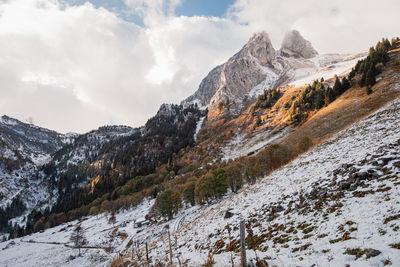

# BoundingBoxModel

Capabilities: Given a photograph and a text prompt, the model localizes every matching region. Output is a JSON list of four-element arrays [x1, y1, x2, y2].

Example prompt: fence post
[[146, 242, 149, 266], [168, 229, 173, 266], [240, 220, 247, 267]]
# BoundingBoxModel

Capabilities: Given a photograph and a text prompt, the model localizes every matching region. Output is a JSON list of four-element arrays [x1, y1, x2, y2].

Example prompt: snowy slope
[[0, 115, 71, 212], [2, 94, 400, 266], [139, 97, 400, 266], [0, 121, 136, 229], [0, 200, 154, 267]]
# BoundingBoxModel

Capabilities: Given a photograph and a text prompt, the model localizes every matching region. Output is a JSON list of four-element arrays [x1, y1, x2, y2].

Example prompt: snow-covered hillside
[[0, 115, 71, 212], [144, 96, 400, 266], [2, 89, 400, 266], [0, 120, 136, 230]]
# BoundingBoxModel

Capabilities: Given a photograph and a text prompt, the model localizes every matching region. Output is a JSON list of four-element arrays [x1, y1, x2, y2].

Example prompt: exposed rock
[[182, 30, 321, 120], [280, 30, 318, 59], [183, 65, 223, 107], [224, 210, 234, 219], [365, 248, 381, 258], [232, 31, 276, 65]]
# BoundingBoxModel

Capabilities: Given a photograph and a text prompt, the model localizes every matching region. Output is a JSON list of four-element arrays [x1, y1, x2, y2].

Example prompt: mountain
[[0, 32, 399, 267], [0, 116, 75, 232], [2, 54, 400, 265], [0, 115, 69, 167], [182, 30, 364, 120], [280, 29, 318, 58], [0, 116, 140, 231]]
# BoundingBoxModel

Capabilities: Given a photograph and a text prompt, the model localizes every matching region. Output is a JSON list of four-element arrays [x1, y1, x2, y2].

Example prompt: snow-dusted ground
[[2, 95, 399, 266], [221, 127, 291, 161], [0, 200, 154, 267], [289, 56, 362, 87], [144, 96, 400, 266]]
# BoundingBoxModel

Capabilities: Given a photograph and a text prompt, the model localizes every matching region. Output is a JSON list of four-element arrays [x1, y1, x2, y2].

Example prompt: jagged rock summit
[[182, 31, 283, 116], [232, 31, 276, 64], [183, 31, 277, 109], [182, 30, 321, 119], [280, 30, 318, 59]]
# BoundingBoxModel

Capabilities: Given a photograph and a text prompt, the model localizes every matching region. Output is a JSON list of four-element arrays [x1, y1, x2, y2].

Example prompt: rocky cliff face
[[280, 30, 318, 59], [208, 32, 283, 117], [182, 30, 321, 120], [183, 65, 223, 107]]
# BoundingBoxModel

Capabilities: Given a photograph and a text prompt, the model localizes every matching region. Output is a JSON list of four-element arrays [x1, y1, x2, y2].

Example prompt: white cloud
[[228, 0, 400, 53], [0, 0, 399, 133]]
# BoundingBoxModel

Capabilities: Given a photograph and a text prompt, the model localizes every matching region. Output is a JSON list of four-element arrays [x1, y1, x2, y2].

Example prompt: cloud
[[228, 0, 400, 53], [0, 0, 399, 133], [0, 0, 247, 133]]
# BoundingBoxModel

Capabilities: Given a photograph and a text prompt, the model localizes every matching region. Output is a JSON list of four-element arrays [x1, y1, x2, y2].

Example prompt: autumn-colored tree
[[195, 173, 212, 203], [224, 162, 244, 193]]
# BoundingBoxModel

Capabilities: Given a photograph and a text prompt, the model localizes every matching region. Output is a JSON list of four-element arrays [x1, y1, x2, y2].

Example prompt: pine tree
[[341, 77, 351, 91], [325, 87, 335, 103], [211, 168, 228, 198], [108, 211, 116, 226], [333, 76, 343, 94], [365, 68, 376, 86], [156, 189, 182, 220], [315, 91, 325, 110], [182, 181, 196, 206], [70, 223, 87, 256]]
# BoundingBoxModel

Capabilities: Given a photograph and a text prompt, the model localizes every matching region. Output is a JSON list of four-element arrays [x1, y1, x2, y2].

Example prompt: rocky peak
[[280, 30, 318, 59], [233, 31, 276, 65], [182, 30, 321, 121]]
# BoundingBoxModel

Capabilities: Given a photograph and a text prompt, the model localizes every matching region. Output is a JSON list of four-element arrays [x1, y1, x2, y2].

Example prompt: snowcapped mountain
[[0, 115, 71, 208], [182, 30, 365, 120], [2, 84, 400, 266], [0, 117, 139, 230], [0, 115, 68, 167], [0, 31, 399, 267]]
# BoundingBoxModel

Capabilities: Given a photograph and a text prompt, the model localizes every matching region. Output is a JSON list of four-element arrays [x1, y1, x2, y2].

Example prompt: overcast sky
[[0, 0, 399, 133]]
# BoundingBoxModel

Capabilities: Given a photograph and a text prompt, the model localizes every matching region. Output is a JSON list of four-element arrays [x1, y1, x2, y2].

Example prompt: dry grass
[[278, 47, 400, 149]]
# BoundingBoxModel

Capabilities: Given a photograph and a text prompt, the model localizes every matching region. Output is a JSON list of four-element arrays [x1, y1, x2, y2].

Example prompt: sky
[[0, 0, 399, 133]]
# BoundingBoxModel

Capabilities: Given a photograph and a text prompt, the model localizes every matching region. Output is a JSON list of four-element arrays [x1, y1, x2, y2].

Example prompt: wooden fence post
[[168, 229, 173, 266], [146, 242, 149, 266], [240, 220, 247, 267]]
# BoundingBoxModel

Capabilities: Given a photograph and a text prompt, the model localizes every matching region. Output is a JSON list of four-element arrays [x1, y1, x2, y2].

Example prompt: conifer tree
[[365, 69, 376, 86], [156, 189, 182, 220], [183, 181, 196, 206], [333, 76, 343, 94], [70, 223, 87, 256], [315, 91, 324, 110], [341, 77, 351, 91], [211, 168, 228, 198]]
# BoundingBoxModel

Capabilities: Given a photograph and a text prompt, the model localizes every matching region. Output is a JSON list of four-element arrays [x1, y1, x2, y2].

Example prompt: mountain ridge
[[0, 35, 398, 267]]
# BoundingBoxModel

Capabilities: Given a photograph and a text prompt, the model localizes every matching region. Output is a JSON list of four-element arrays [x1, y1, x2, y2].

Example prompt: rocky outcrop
[[182, 30, 322, 120], [183, 65, 223, 107], [280, 30, 318, 59], [183, 32, 285, 118]]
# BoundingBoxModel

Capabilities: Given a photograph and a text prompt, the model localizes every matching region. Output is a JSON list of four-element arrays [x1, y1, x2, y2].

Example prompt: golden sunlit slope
[[195, 41, 400, 160], [279, 40, 400, 149]]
